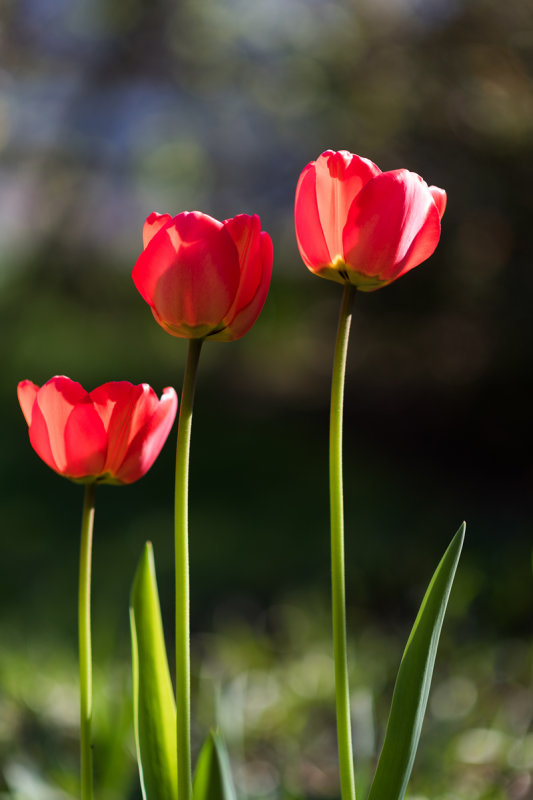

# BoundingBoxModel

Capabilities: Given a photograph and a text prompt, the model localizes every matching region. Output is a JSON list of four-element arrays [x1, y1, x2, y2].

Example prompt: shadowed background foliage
[[1, 0, 532, 798]]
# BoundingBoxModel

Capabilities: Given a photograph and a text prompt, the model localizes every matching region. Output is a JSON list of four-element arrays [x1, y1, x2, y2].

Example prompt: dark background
[[1, 0, 532, 797]]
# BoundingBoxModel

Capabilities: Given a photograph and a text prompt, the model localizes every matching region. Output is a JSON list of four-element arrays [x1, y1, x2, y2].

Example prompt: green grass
[[0, 596, 530, 800]]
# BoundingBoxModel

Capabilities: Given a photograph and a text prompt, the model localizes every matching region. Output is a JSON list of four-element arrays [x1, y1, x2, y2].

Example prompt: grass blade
[[367, 522, 466, 800], [193, 731, 237, 800], [130, 541, 177, 800]]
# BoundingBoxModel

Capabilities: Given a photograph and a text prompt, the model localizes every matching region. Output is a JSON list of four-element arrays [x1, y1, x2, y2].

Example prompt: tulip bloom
[[18, 376, 178, 485], [295, 149, 446, 291], [132, 210, 272, 798], [132, 211, 273, 341]]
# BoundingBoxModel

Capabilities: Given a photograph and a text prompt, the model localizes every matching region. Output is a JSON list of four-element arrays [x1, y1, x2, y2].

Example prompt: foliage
[[1, 595, 531, 799]]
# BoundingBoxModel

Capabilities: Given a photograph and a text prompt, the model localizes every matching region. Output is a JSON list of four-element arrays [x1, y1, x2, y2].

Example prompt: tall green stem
[[330, 282, 356, 800], [174, 337, 203, 800], [79, 481, 96, 800]]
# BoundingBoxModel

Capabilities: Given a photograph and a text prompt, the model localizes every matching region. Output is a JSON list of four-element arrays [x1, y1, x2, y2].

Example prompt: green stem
[[330, 282, 356, 800], [79, 482, 96, 800], [175, 337, 203, 800]]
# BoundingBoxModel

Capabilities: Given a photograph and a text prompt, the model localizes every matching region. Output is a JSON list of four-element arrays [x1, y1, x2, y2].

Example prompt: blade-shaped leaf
[[367, 522, 465, 800], [193, 731, 237, 800], [130, 541, 177, 800]]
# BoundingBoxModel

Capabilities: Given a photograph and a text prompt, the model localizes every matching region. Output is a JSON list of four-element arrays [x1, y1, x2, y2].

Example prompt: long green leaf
[[193, 731, 237, 800], [130, 541, 177, 800], [367, 522, 466, 800]]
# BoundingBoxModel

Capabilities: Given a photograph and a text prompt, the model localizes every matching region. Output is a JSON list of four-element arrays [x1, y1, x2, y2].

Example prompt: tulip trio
[[18, 151, 464, 800]]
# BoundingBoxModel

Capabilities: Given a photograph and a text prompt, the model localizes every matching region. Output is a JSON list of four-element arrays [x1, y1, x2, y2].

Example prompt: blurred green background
[[1, 0, 532, 797]]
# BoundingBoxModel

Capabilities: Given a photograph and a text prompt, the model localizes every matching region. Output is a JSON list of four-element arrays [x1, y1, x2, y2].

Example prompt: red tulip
[[18, 376, 178, 485], [295, 150, 446, 291], [132, 211, 273, 341]]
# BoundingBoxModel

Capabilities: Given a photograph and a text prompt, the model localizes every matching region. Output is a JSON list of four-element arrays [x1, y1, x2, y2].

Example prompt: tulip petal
[[17, 380, 39, 425], [90, 382, 151, 476], [295, 150, 381, 273], [394, 204, 442, 281], [295, 161, 333, 272], [90, 382, 176, 480], [25, 393, 60, 474], [213, 230, 273, 341], [30, 377, 94, 475], [429, 186, 447, 219], [343, 170, 441, 285], [143, 213, 173, 249], [63, 403, 108, 478], [133, 212, 240, 337], [315, 150, 381, 261], [218, 214, 269, 335], [223, 215, 263, 310], [114, 387, 178, 484]]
